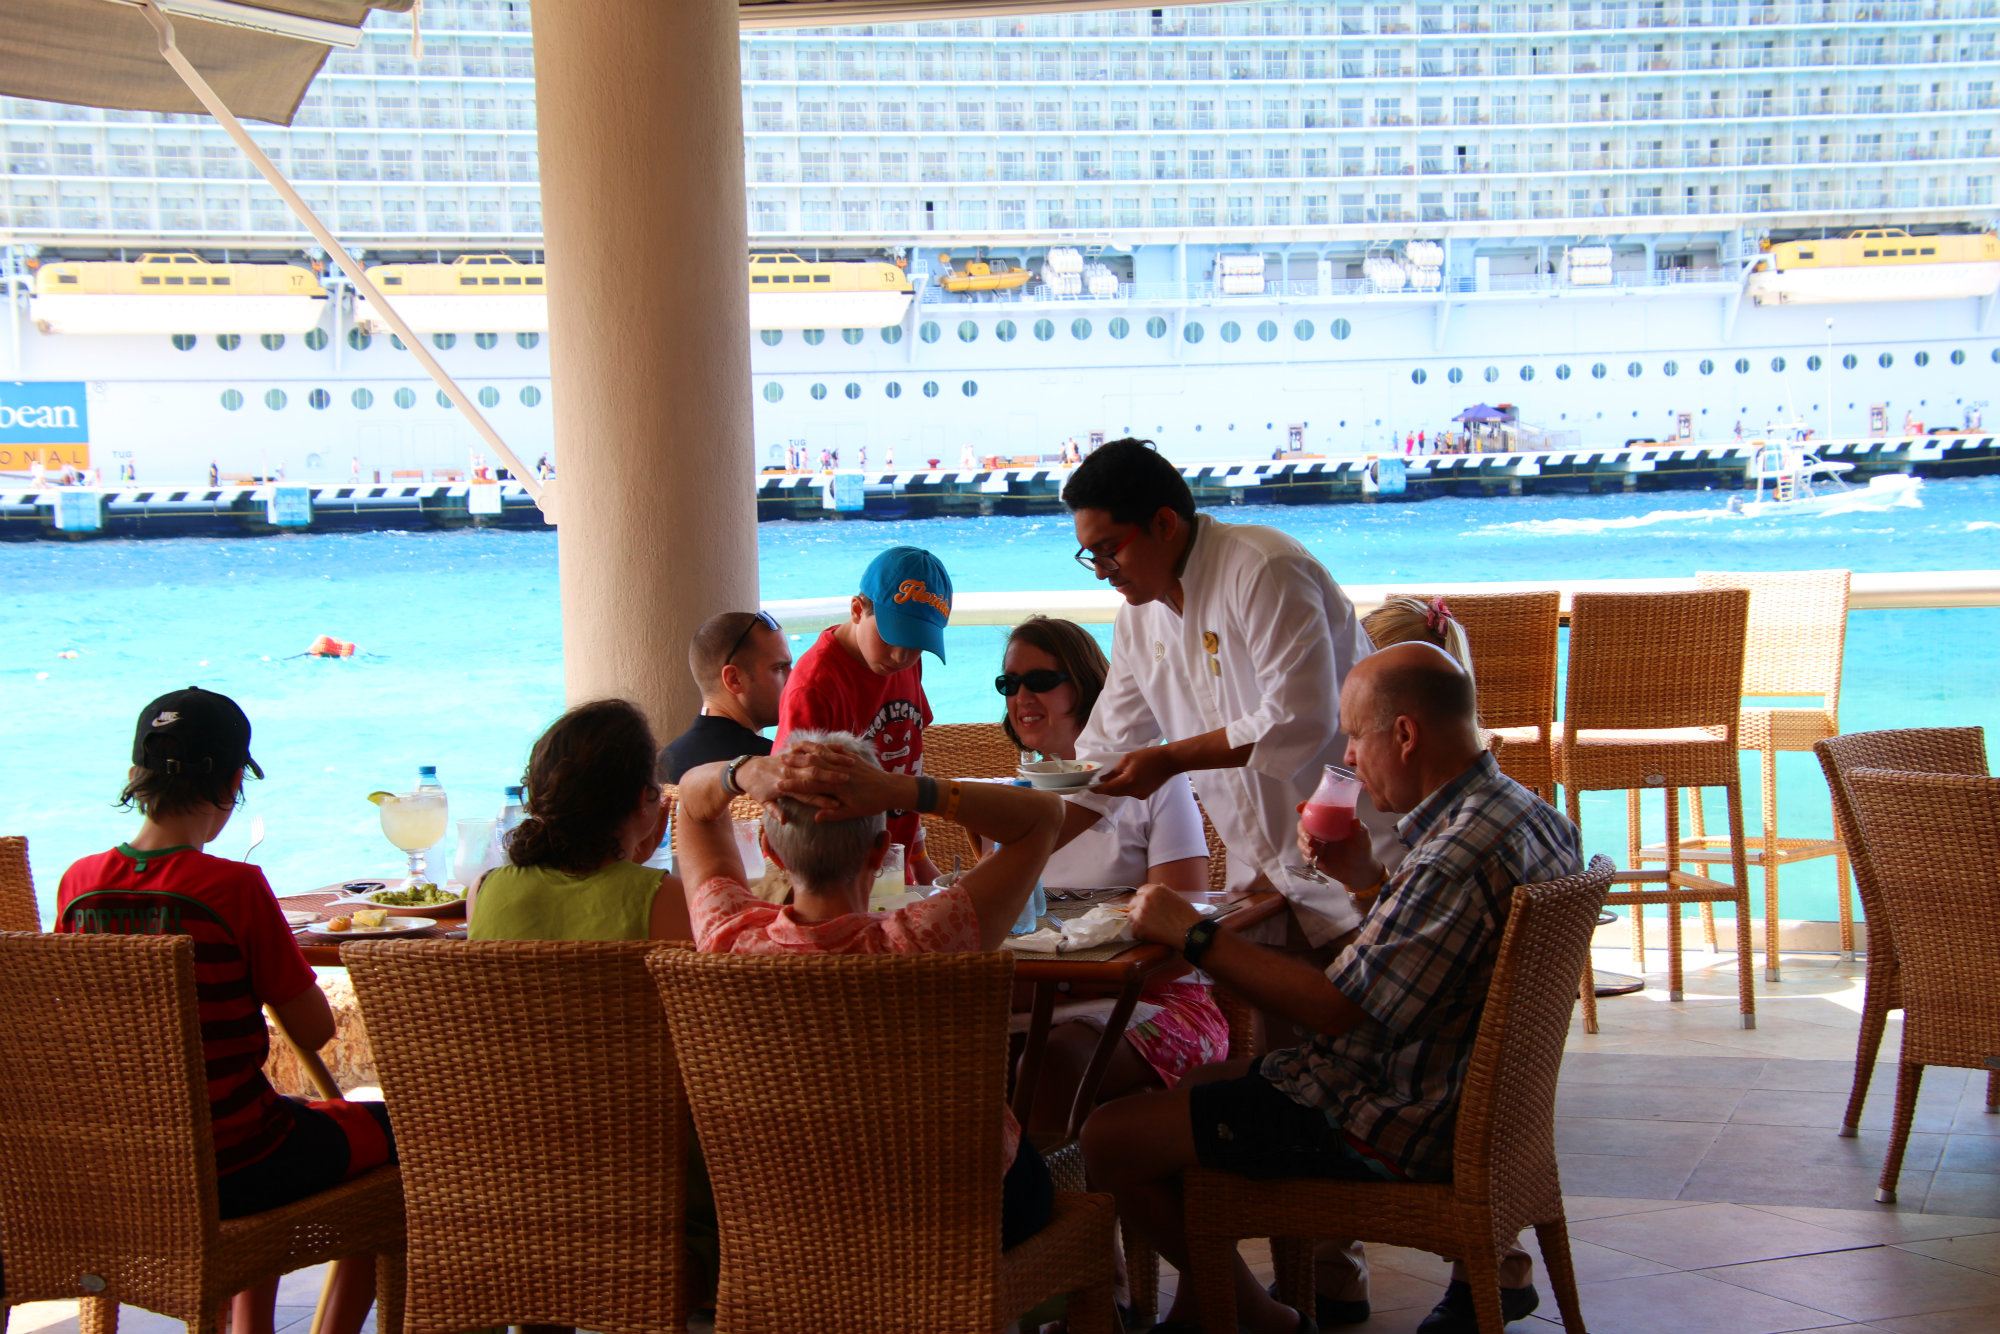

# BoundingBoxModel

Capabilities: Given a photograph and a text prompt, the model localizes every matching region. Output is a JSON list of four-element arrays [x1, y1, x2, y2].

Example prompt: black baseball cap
[[132, 687, 263, 780]]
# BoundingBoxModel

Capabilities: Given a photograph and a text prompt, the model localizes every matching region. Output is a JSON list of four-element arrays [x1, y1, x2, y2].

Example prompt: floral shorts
[[1124, 982, 1231, 1088]]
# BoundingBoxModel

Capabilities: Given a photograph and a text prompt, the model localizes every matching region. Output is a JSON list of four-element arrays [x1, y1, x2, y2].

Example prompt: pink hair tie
[[1425, 597, 1453, 635]]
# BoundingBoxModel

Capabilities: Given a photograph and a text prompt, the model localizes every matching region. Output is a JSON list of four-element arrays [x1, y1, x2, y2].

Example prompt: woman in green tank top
[[469, 699, 690, 942]]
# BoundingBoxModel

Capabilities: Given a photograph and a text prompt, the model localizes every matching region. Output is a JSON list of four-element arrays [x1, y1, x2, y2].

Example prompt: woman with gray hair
[[674, 731, 1067, 1246]]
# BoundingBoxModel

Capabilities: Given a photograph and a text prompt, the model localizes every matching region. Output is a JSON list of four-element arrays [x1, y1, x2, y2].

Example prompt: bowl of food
[[1016, 758, 1101, 791], [333, 882, 468, 919]]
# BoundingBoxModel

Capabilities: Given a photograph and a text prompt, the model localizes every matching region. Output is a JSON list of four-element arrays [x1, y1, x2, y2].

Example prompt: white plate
[[1016, 760, 1100, 790], [307, 917, 432, 938]]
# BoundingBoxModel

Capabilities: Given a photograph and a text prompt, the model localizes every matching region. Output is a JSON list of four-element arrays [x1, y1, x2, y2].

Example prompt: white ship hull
[[30, 294, 328, 336], [353, 294, 549, 334], [748, 290, 913, 331], [1749, 262, 2000, 306]]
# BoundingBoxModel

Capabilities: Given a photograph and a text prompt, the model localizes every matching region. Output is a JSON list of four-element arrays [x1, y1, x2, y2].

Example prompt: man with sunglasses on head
[[657, 610, 794, 783]]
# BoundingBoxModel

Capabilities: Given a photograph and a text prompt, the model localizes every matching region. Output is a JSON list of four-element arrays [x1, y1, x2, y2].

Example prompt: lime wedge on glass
[[365, 790, 395, 805]]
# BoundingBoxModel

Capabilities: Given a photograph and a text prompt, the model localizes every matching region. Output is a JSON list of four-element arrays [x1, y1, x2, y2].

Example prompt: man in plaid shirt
[[1083, 643, 1582, 1334]]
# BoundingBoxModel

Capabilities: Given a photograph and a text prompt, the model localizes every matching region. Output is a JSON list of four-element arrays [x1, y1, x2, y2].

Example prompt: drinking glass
[[868, 842, 907, 911], [732, 819, 765, 874], [451, 818, 496, 888], [1293, 764, 1363, 884], [379, 789, 449, 890]]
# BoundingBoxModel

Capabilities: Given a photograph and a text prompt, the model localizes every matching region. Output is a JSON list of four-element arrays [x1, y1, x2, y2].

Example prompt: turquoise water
[[5, 477, 1998, 927]]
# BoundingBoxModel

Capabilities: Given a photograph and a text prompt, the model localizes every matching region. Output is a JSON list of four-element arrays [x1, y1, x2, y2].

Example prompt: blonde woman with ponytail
[[1362, 595, 1476, 679]]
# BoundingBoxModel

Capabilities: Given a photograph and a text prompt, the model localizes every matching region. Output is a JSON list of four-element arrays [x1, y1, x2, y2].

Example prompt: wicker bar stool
[[1555, 589, 1756, 1033], [1424, 590, 1562, 802], [1182, 857, 1613, 1334], [1639, 570, 1852, 981], [920, 721, 1020, 876], [1, 835, 38, 932], [648, 950, 1118, 1334], [346, 939, 689, 1334], [1842, 768, 2000, 1203], [1815, 729, 1997, 1140], [0, 933, 405, 1334]]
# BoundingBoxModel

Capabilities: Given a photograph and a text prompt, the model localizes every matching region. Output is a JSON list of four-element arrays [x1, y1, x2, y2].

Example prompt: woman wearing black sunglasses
[[997, 615, 1227, 1139]]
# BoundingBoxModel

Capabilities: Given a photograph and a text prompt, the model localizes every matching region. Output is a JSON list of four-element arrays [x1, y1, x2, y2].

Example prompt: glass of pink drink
[[1295, 765, 1363, 881]]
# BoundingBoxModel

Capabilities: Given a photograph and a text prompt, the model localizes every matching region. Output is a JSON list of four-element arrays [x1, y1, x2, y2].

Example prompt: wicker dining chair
[[346, 939, 688, 1334], [1555, 589, 1756, 1033], [1842, 768, 2000, 1203], [921, 721, 1020, 876], [1181, 856, 1613, 1334], [1419, 590, 1562, 802], [0, 834, 37, 932], [1814, 728, 1993, 1138], [647, 949, 1118, 1334], [1641, 570, 1852, 979], [0, 932, 405, 1334]]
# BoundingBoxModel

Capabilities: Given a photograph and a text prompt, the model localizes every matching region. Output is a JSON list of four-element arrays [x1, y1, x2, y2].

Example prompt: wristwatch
[[1182, 916, 1222, 966], [721, 754, 754, 798]]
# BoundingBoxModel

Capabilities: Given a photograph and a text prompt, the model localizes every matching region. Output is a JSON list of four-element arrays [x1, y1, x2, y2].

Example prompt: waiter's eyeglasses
[[996, 669, 1071, 696], [725, 610, 782, 664], [1072, 529, 1138, 576]]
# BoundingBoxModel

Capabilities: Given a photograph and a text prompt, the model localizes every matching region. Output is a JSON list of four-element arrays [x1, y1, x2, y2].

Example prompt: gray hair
[[761, 729, 888, 889]]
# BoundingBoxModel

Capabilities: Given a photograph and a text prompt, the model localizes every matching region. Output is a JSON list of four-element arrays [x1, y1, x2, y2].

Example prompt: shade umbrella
[[1455, 404, 1509, 423]]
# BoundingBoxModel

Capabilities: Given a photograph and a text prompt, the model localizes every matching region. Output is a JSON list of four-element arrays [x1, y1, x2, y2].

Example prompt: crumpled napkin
[[1003, 903, 1133, 954]]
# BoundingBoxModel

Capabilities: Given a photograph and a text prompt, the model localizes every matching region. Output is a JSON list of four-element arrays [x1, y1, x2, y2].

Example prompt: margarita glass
[[379, 789, 449, 890]]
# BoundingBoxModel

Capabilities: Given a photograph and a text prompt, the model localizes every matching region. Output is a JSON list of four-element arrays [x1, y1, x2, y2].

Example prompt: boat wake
[[1476, 505, 1733, 537]]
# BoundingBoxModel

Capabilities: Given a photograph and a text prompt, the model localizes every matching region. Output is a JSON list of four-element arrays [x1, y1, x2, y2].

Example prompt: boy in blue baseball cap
[[775, 546, 953, 883]]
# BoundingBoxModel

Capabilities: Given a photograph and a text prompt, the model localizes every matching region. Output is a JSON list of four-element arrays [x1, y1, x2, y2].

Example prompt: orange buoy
[[307, 635, 357, 658]]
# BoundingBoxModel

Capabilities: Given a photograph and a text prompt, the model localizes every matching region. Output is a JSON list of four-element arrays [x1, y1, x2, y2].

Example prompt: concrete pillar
[[532, 1, 756, 731]]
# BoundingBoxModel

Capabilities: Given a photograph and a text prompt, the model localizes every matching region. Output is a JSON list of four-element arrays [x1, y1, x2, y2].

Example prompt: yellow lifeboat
[[747, 252, 913, 330], [937, 253, 1037, 294], [1748, 228, 2000, 306], [30, 252, 327, 335], [354, 253, 547, 334]]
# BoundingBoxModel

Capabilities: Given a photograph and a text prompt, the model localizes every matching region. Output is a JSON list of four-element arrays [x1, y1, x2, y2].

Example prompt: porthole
[[432, 333, 455, 350], [1663, 360, 1678, 377], [1411, 368, 1428, 385], [810, 382, 828, 400], [390, 334, 406, 350], [958, 320, 978, 343], [261, 333, 285, 351], [1878, 352, 1893, 369], [348, 329, 372, 352], [915, 323, 936, 344], [477, 386, 500, 408], [465, 332, 492, 350], [394, 387, 416, 409], [961, 379, 979, 397], [351, 388, 374, 409], [1842, 353, 1858, 370], [220, 389, 244, 411], [1483, 366, 1500, 383], [1109, 317, 1130, 339], [761, 383, 783, 403], [1591, 363, 1607, 380], [885, 381, 902, 399], [1699, 359, 1715, 375], [1914, 351, 1930, 368], [1555, 364, 1572, 381], [1034, 319, 1055, 341], [308, 388, 331, 410], [1628, 361, 1643, 378], [1184, 322, 1205, 344], [436, 389, 452, 408], [1992, 348, 2000, 363], [216, 334, 240, 351], [304, 328, 327, 351], [264, 388, 288, 410], [922, 380, 940, 397], [881, 326, 903, 345], [1806, 355, 1822, 372], [842, 328, 864, 345], [802, 328, 827, 346], [1520, 365, 1535, 382], [1257, 320, 1278, 343], [1734, 357, 1751, 374], [1072, 317, 1093, 340], [1447, 367, 1464, 384], [520, 386, 542, 407], [759, 330, 782, 347], [516, 332, 540, 350], [997, 320, 1017, 342], [1771, 356, 1786, 373], [1293, 319, 1314, 340], [1950, 349, 1965, 365], [1220, 321, 1241, 343], [844, 382, 862, 399], [1330, 318, 1352, 340], [1146, 316, 1168, 339]]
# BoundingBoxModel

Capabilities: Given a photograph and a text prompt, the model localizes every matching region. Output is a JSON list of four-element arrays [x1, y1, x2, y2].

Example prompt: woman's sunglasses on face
[[996, 669, 1071, 696]]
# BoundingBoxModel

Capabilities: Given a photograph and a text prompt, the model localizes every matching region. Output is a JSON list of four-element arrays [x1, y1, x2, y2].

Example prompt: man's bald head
[[1350, 642, 1480, 745]]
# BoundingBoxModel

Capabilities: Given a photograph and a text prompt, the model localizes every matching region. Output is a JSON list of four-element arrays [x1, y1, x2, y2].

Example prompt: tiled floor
[[8, 946, 1998, 1333]]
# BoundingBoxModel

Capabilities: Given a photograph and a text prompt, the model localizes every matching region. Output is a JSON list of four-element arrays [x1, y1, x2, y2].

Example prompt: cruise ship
[[1, 0, 1997, 481]]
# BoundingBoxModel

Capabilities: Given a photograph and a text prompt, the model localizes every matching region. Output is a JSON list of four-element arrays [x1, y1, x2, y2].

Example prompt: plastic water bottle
[[416, 765, 444, 798], [1005, 780, 1048, 935], [488, 784, 527, 870]]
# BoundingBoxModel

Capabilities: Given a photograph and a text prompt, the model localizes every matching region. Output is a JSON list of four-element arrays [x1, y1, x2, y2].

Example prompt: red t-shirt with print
[[775, 625, 931, 853]]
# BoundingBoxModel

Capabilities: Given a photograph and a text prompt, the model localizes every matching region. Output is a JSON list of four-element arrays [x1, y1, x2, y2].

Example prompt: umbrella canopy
[[1456, 404, 1509, 423], [0, 0, 411, 125]]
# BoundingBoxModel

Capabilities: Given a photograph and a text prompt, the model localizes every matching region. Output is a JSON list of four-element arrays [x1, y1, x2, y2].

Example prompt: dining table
[[281, 881, 1286, 1145]]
